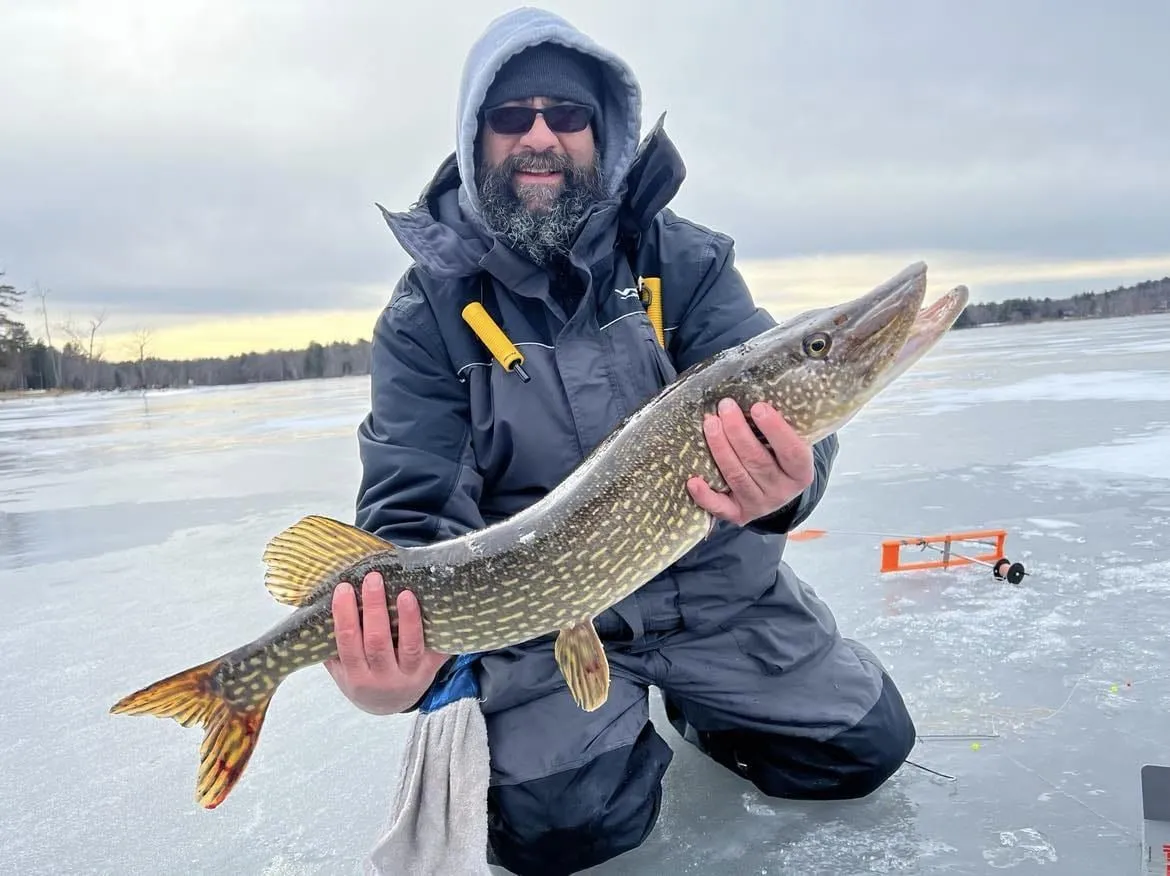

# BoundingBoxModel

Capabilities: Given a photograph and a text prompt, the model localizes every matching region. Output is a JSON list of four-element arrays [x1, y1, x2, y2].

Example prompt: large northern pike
[[110, 262, 968, 809]]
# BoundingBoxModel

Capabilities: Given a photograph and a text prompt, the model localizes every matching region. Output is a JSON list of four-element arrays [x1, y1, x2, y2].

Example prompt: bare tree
[[130, 327, 152, 389], [86, 312, 106, 363], [34, 284, 60, 389], [60, 310, 107, 391]]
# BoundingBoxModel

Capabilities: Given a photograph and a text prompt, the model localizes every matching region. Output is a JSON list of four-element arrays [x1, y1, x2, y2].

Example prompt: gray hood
[[454, 7, 644, 225], [376, 7, 668, 281]]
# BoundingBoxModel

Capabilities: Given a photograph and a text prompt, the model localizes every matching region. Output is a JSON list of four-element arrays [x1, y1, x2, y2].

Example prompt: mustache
[[502, 150, 575, 175]]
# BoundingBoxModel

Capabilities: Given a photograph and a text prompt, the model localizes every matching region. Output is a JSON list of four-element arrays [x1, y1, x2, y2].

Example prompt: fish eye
[[803, 332, 831, 358]]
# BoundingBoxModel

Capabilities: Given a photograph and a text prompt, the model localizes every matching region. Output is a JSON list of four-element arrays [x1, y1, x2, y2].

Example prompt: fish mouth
[[837, 261, 929, 355], [887, 283, 971, 378], [806, 264, 966, 432], [832, 263, 968, 374]]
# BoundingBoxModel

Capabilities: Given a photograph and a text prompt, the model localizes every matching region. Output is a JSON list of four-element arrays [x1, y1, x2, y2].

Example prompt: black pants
[[477, 628, 917, 876], [664, 668, 916, 801]]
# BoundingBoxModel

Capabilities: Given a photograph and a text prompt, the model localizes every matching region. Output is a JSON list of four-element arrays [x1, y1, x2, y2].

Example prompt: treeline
[[54, 338, 371, 392], [0, 272, 372, 393], [3, 333, 373, 393], [4, 269, 1170, 394], [954, 275, 1170, 328]]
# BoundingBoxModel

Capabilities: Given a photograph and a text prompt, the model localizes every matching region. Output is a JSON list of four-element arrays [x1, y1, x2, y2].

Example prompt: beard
[[477, 149, 605, 266]]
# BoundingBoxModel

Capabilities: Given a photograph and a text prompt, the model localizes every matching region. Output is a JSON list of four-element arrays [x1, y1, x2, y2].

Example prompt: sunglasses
[[483, 103, 594, 136]]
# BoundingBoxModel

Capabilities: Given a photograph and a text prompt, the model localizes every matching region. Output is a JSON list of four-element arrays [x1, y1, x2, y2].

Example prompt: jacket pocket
[[723, 604, 833, 678], [725, 623, 789, 677]]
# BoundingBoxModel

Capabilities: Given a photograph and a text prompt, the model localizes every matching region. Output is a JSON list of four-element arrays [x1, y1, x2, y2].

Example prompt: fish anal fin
[[261, 515, 394, 607], [109, 656, 275, 809], [554, 620, 610, 712]]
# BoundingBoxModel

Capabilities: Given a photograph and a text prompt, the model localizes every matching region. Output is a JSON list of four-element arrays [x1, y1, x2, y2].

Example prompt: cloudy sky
[[2, 0, 1168, 360]]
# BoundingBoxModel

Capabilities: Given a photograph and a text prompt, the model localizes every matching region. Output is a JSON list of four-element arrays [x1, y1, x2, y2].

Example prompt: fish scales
[[344, 405, 718, 653], [110, 262, 970, 809]]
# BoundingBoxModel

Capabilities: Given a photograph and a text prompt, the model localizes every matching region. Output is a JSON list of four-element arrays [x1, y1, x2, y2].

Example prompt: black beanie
[[483, 42, 604, 132]]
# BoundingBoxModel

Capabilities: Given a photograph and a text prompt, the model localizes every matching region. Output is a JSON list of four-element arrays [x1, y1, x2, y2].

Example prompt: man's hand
[[687, 397, 814, 527], [324, 572, 448, 715]]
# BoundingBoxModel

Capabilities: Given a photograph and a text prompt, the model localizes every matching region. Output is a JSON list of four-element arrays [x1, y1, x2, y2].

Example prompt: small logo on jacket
[[614, 287, 641, 300]]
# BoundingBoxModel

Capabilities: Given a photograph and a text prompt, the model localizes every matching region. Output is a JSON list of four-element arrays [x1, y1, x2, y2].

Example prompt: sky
[[1, 0, 1168, 361]]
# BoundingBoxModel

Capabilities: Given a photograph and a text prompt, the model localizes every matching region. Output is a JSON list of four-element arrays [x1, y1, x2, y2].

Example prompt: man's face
[[476, 95, 606, 265], [480, 96, 597, 213]]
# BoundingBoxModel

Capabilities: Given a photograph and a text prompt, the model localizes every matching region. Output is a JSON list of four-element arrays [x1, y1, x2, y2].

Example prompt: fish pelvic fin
[[109, 657, 273, 809], [554, 620, 611, 712], [261, 515, 395, 606]]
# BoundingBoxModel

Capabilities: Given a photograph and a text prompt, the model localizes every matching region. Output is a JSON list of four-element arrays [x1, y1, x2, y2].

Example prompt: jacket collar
[[377, 114, 685, 289]]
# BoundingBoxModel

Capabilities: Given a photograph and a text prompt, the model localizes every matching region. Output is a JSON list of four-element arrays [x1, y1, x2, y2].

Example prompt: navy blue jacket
[[351, 0, 886, 769], [355, 114, 837, 642]]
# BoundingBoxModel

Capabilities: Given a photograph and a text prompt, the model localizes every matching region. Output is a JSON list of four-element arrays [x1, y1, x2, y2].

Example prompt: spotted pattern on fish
[[109, 263, 971, 810]]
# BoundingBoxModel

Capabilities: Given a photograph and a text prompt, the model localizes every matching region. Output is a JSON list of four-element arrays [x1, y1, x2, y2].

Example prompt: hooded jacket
[[355, 7, 843, 650]]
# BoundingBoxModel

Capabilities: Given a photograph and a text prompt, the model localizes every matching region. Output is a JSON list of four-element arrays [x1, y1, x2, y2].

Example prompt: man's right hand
[[325, 571, 448, 715]]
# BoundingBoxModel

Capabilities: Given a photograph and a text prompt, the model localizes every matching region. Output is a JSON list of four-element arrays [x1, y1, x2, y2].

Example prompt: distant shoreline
[[953, 310, 1169, 330], [0, 387, 82, 402], [4, 309, 1168, 404]]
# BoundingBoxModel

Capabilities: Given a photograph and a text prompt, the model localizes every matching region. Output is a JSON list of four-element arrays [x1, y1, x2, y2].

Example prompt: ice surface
[[1022, 428, 1170, 481], [2, 313, 1169, 875], [912, 370, 1170, 414]]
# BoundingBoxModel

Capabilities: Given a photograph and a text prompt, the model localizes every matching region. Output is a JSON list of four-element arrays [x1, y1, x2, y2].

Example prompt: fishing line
[[917, 734, 1000, 741], [792, 527, 947, 541], [903, 757, 950, 781], [906, 733, 1003, 783], [911, 540, 1030, 584], [1000, 751, 1134, 838]]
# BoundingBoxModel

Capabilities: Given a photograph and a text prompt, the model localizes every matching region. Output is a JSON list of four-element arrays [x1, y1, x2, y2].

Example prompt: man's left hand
[[686, 397, 814, 527]]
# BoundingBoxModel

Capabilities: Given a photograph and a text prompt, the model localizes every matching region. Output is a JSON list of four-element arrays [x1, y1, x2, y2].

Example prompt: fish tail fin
[[110, 656, 273, 809]]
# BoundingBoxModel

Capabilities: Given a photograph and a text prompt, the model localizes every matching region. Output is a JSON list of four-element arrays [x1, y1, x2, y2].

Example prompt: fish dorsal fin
[[261, 515, 394, 607]]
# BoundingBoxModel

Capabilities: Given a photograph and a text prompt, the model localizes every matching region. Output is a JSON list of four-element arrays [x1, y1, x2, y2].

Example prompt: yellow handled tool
[[639, 277, 664, 347], [461, 302, 530, 382]]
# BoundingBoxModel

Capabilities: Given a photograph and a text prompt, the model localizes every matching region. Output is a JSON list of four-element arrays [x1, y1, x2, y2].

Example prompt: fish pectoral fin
[[261, 515, 395, 606], [554, 620, 610, 712], [109, 656, 274, 809]]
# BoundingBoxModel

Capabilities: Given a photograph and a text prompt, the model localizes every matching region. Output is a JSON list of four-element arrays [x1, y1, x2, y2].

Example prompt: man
[[329, 7, 916, 874]]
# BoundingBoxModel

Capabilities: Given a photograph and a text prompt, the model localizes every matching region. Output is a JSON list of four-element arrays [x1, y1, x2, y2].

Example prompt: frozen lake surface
[[2, 312, 1168, 875]]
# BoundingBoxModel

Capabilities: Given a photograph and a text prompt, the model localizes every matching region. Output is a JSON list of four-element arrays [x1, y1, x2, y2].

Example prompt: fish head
[[728, 261, 967, 442]]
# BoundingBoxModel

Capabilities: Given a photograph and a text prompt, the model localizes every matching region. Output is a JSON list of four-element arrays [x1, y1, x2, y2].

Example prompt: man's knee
[[487, 721, 673, 875], [697, 671, 916, 802]]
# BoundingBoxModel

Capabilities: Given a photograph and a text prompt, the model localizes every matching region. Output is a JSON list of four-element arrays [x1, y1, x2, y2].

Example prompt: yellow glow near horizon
[[740, 250, 1170, 317], [97, 251, 1170, 361], [101, 309, 382, 362]]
